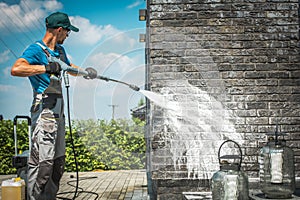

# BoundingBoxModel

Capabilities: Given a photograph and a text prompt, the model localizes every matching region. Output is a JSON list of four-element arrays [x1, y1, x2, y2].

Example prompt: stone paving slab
[[0, 170, 148, 200]]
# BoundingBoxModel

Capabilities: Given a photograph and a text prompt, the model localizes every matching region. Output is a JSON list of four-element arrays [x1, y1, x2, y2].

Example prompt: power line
[[0, 6, 34, 45], [0, 18, 28, 47], [0, 37, 18, 59], [0, 1, 47, 58], [7, 4, 41, 39], [16, 0, 45, 35]]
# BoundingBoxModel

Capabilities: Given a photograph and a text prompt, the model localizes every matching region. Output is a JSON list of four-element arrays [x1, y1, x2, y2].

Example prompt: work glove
[[84, 67, 97, 79], [45, 62, 62, 75]]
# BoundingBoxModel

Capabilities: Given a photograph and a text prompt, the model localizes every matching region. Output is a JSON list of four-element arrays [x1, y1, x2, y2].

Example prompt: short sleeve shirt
[[20, 40, 70, 94]]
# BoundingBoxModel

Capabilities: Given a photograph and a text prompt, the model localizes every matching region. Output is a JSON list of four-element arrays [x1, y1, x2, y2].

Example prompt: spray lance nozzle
[[48, 56, 140, 91], [129, 84, 140, 91]]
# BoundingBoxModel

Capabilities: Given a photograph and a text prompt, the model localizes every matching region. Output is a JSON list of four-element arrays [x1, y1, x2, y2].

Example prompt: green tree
[[65, 119, 145, 172]]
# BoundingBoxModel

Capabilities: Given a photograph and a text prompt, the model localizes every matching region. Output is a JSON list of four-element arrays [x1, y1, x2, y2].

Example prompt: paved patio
[[0, 170, 148, 200]]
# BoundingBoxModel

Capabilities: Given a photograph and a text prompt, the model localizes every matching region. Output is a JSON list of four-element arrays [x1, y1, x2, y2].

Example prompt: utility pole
[[108, 104, 118, 120]]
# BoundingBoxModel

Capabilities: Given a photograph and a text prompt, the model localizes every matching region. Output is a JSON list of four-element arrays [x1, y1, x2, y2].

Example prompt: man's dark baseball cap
[[45, 12, 79, 32]]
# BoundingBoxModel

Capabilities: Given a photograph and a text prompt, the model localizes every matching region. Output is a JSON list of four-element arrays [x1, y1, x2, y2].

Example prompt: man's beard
[[57, 38, 65, 44]]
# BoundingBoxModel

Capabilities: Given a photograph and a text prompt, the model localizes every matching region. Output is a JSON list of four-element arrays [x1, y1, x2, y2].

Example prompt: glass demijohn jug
[[259, 127, 295, 198]]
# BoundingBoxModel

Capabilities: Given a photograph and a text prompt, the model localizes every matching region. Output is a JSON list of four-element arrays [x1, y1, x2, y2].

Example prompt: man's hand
[[45, 62, 61, 75], [84, 67, 97, 79]]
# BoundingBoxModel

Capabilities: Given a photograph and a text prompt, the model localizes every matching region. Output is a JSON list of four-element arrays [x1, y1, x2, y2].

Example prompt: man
[[11, 12, 97, 200]]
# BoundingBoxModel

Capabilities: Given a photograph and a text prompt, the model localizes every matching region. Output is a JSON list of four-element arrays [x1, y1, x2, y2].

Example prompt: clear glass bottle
[[259, 130, 295, 198], [211, 140, 249, 200]]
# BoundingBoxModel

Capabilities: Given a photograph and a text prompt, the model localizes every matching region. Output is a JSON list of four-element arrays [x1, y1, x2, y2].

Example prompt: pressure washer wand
[[96, 75, 140, 91], [48, 57, 140, 91]]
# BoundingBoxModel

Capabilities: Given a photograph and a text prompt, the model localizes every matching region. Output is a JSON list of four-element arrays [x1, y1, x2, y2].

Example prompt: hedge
[[0, 118, 146, 174]]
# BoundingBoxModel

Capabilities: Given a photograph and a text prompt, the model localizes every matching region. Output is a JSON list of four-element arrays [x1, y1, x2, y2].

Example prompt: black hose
[[56, 70, 139, 199], [65, 79, 79, 200], [57, 176, 99, 200], [56, 72, 98, 200]]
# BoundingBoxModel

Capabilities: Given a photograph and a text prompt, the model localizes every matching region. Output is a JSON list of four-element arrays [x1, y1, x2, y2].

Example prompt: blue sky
[[0, 0, 146, 120]]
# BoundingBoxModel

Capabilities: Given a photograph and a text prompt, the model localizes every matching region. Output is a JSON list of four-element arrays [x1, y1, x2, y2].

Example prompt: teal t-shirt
[[20, 40, 70, 93]]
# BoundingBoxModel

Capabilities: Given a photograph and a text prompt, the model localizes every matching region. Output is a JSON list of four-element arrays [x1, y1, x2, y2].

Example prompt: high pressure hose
[[63, 72, 79, 200]]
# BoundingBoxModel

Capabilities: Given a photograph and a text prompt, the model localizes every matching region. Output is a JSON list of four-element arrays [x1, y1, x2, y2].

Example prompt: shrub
[[0, 118, 146, 174]]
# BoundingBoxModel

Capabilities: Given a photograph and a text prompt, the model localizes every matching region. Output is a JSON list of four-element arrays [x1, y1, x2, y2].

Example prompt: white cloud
[[127, 0, 143, 9], [88, 52, 135, 74], [110, 32, 137, 49], [0, 0, 62, 32], [42, 0, 63, 11], [78, 28, 144, 69], [68, 16, 121, 46], [3, 66, 11, 78], [0, 50, 10, 63], [0, 84, 15, 91]]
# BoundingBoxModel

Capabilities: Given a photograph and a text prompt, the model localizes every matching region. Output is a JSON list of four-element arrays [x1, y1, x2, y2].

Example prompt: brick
[[245, 102, 268, 109], [245, 72, 267, 79], [246, 117, 269, 124]]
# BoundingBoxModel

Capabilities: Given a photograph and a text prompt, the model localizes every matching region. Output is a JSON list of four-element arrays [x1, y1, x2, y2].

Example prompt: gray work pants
[[28, 93, 66, 200]]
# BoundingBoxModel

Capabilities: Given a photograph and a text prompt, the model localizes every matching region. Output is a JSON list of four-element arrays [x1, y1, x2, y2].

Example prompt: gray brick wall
[[145, 0, 300, 199]]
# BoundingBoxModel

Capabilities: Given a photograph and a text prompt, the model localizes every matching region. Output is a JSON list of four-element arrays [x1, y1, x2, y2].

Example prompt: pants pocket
[[52, 156, 65, 186], [42, 97, 57, 110]]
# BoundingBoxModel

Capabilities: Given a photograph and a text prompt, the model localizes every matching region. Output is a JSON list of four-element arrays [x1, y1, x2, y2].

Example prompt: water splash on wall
[[140, 80, 244, 179]]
